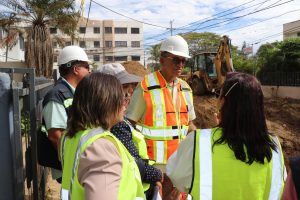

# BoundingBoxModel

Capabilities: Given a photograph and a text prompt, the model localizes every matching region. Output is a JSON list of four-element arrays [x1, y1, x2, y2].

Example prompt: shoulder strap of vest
[[268, 135, 285, 200], [189, 130, 198, 194], [68, 127, 107, 198], [43, 78, 73, 107], [141, 71, 167, 91], [178, 78, 191, 92]]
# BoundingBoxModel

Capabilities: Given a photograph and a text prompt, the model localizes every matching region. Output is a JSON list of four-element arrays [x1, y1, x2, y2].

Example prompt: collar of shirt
[[61, 77, 75, 94]]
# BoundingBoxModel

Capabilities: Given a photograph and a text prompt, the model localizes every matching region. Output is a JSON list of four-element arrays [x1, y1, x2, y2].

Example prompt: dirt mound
[[193, 95, 300, 166], [122, 61, 150, 77]]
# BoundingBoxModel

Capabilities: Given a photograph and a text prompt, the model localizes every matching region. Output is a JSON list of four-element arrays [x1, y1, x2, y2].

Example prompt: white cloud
[[85, 0, 300, 51]]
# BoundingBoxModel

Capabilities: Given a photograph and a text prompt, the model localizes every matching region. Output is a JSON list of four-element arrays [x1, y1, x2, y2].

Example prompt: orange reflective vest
[[139, 71, 193, 164]]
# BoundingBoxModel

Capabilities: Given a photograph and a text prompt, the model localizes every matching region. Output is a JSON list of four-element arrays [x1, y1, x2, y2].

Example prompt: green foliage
[[182, 32, 222, 56], [256, 38, 300, 75]]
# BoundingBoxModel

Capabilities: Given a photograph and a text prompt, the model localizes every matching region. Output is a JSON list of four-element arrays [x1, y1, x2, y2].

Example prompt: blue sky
[[84, 0, 300, 52]]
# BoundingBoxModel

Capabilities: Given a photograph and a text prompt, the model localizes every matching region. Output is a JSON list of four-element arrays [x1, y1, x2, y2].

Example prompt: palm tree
[[0, 0, 80, 77]]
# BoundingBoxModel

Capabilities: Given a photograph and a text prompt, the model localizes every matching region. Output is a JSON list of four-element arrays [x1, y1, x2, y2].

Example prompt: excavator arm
[[214, 35, 234, 87]]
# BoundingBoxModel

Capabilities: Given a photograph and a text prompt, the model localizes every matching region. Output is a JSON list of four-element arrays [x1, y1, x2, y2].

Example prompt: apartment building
[[0, 28, 25, 62], [283, 19, 300, 39], [51, 18, 144, 67]]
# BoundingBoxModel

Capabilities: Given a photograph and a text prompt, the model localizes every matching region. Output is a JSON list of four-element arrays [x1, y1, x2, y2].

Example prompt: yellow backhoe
[[188, 35, 234, 95]]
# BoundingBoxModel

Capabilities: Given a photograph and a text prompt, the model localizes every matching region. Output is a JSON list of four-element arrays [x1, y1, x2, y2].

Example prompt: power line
[[90, 0, 169, 29], [144, 0, 261, 41], [223, 9, 300, 34], [182, 0, 294, 34]]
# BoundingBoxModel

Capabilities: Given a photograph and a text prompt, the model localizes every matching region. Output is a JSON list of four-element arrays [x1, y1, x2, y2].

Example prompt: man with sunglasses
[[127, 35, 196, 197], [38, 46, 90, 183]]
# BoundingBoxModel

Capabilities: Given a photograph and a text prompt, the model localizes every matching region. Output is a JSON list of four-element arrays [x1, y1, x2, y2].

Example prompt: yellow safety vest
[[190, 128, 285, 200], [60, 127, 145, 200]]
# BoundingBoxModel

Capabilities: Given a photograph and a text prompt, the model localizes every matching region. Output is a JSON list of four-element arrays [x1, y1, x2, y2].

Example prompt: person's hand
[[155, 181, 163, 197], [164, 187, 180, 200], [162, 174, 180, 200]]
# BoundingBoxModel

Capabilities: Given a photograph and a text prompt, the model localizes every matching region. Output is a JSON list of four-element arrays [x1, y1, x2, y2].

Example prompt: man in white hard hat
[[38, 46, 90, 183], [126, 35, 196, 172]]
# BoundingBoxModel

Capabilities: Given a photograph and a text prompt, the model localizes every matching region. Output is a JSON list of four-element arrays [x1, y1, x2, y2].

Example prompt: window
[[79, 27, 86, 34], [114, 56, 127, 61], [297, 32, 300, 37], [65, 41, 71, 46], [115, 27, 127, 34], [53, 55, 57, 62], [105, 41, 112, 48], [131, 56, 140, 61], [52, 42, 57, 48], [131, 41, 140, 48], [94, 41, 100, 48], [115, 41, 127, 47], [94, 27, 100, 34], [79, 41, 86, 48], [105, 56, 113, 62], [19, 34, 24, 50], [93, 54, 100, 61], [131, 28, 139, 34], [105, 27, 112, 34], [50, 28, 57, 34]]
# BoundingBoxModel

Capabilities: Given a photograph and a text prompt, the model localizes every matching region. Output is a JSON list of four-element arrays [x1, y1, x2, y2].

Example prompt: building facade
[[0, 28, 25, 62], [283, 19, 300, 39], [51, 18, 144, 68]]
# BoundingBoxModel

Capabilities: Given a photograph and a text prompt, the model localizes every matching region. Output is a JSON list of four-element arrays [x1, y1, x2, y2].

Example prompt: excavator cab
[[189, 35, 234, 95], [191, 52, 219, 95], [193, 52, 217, 77]]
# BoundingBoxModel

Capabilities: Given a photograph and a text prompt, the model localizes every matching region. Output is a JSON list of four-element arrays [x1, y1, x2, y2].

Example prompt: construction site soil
[[46, 63, 300, 198]]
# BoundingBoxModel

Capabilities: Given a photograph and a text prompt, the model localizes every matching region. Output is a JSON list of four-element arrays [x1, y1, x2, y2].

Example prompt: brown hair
[[66, 72, 124, 137]]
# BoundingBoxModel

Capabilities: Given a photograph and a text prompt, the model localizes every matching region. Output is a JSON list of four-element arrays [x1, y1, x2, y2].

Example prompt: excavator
[[188, 35, 234, 95]]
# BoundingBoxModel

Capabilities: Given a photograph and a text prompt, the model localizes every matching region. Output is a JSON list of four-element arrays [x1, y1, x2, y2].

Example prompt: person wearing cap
[[98, 63, 163, 199], [40, 46, 90, 182]]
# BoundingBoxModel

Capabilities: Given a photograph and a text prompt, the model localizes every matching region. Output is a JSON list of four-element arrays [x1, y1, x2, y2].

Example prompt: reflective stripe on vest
[[71, 128, 104, 199], [63, 98, 73, 108], [139, 71, 192, 164], [269, 136, 284, 200], [191, 129, 284, 200], [60, 128, 145, 200]]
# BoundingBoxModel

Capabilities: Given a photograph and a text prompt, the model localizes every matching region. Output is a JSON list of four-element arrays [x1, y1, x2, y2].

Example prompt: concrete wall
[[262, 85, 300, 99]]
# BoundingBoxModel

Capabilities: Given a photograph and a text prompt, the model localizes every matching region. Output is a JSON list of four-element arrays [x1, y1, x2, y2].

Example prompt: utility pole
[[170, 20, 174, 36], [144, 49, 146, 67]]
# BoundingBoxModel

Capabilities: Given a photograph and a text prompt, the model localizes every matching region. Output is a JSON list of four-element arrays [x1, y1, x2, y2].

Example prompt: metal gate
[[0, 68, 54, 200]]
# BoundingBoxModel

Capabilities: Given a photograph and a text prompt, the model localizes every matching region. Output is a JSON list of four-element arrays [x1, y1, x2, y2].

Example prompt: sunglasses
[[75, 62, 90, 70], [165, 56, 186, 65]]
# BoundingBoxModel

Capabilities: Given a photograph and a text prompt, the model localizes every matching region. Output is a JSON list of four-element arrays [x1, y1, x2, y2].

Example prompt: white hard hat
[[57, 46, 89, 66], [160, 35, 190, 58]]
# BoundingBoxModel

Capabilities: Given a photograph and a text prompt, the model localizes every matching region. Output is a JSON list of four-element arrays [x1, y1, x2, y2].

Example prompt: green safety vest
[[190, 128, 285, 200], [126, 120, 154, 192], [60, 127, 145, 200]]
